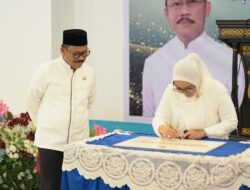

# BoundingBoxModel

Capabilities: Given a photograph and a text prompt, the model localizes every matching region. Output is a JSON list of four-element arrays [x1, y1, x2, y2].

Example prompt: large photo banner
[[125, 0, 250, 122]]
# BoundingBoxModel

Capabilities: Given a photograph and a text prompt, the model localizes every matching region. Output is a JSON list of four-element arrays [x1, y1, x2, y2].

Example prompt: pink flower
[[0, 100, 9, 118], [94, 123, 108, 136]]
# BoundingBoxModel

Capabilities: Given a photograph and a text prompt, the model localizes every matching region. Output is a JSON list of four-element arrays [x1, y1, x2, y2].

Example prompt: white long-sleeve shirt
[[153, 80, 238, 139], [143, 32, 245, 117], [27, 57, 96, 151]]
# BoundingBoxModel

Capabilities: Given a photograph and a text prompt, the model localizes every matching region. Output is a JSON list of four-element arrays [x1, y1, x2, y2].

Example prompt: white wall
[[51, 0, 75, 59], [1, 0, 125, 121], [73, 0, 124, 121], [0, 0, 51, 114]]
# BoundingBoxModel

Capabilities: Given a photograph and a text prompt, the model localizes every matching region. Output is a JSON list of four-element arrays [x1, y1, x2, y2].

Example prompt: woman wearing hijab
[[152, 53, 238, 140]]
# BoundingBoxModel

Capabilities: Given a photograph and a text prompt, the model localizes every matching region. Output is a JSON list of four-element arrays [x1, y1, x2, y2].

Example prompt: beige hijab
[[172, 53, 212, 91]]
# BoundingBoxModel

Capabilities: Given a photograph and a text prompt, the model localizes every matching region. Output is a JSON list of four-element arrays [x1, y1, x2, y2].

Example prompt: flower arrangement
[[0, 100, 39, 190], [89, 123, 108, 137]]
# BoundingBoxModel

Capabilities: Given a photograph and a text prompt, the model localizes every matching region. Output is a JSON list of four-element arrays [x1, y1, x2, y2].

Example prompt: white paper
[[114, 136, 226, 153]]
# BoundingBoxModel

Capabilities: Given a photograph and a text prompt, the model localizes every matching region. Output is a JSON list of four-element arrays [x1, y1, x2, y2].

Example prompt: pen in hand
[[179, 130, 188, 139], [176, 130, 188, 139]]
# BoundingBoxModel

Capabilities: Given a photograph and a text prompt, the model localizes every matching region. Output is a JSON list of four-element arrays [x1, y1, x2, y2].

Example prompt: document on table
[[114, 136, 226, 153]]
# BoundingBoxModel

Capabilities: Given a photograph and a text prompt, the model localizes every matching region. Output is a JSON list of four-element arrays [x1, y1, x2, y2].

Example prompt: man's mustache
[[177, 17, 195, 24], [75, 60, 84, 64]]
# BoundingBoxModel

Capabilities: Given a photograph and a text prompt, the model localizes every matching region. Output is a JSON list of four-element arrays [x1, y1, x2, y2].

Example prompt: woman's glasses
[[172, 83, 197, 94]]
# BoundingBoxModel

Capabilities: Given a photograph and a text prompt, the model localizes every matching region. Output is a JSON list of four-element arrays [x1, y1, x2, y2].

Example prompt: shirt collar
[[173, 31, 209, 51], [59, 56, 85, 72], [59, 56, 72, 70]]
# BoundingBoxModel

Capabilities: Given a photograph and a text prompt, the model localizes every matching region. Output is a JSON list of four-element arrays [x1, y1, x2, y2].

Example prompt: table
[[61, 131, 250, 190]]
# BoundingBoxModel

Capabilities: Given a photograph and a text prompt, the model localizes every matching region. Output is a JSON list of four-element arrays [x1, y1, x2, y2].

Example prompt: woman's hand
[[182, 129, 206, 140], [158, 124, 179, 138]]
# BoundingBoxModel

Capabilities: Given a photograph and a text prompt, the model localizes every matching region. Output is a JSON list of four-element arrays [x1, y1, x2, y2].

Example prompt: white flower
[[17, 174, 22, 180], [12, 125, 21, 132], [20, 172, 25, 177], [20, 183, 25, 189], [13, 153, 19, 159], [8, 153, 14, 159], [9, 145, 17, 153], [9, 153, 19, 159], [3, 173, 7, 178], [23, 140, 38, 157], [27, 122, 36, 132], [27, 174, 33, 179], [25, 169, 30, 174]]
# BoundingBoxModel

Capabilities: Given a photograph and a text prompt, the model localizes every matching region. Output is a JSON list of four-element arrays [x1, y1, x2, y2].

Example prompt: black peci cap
[[63, 29, 88, 46]]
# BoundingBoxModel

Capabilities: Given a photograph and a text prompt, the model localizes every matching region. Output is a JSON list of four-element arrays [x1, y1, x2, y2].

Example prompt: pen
[[181, 130, 189, 139]]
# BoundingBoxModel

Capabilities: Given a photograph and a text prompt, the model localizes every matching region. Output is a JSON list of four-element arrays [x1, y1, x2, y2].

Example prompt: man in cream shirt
[[27, 29, 95, 190]]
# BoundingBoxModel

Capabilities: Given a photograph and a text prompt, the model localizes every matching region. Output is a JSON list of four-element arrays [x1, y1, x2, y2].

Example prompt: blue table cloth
[[61, 132, 250, 190]]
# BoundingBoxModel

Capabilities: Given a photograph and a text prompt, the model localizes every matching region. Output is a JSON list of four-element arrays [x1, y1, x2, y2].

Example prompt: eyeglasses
[[63, 48, 91, 59], [172, 83, 197, 94], [167, 0, 206, 10]]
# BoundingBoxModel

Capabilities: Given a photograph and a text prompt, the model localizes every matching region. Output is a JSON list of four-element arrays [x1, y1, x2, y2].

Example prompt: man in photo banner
[[142, 0, 245, 117]]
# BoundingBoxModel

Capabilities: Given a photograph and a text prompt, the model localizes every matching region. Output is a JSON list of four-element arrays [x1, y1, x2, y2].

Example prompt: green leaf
[[89, 128, 96, 137], [5, 111, 13, 121]]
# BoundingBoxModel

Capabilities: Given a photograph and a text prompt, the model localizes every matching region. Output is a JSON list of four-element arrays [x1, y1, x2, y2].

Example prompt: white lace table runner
[[62, 132, 250, 190]]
